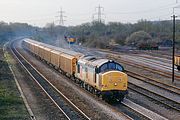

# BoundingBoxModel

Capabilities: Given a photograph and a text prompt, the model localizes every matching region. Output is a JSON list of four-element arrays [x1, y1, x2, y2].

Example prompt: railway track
[[108, 54, 180, 101], [99, 49, 172, 59], [135, 50, 172, 59], [18, 40, 169, 120], [72, 46, 180, 93], [65, 47, 171, 119], [108, 55, 180, 81], [134, 54, 171, 64], [126, 71, 180, 95], [110, 97, 169, 120], [75, 45, 179, 82], [100, 49, 180, 79], [109, 48, 172, 62], [10, 41, 90, 120], [122, 54, 172, 70], [12, 39, 178, 119], [128, 82, 180, 112], [120, 99, 168, 120]]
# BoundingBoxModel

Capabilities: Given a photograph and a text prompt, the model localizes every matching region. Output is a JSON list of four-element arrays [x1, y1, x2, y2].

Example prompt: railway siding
[[128, 77, 180, 103], [108, 54, 180, 86], [126, 71, 180, 95]]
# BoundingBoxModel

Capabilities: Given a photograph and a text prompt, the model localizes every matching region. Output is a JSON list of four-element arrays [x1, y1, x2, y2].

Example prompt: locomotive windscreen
[[98, 61, 124, 73]]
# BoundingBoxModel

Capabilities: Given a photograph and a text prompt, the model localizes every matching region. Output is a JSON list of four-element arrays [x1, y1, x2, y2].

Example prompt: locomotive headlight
[[114, 83, 117, 86]]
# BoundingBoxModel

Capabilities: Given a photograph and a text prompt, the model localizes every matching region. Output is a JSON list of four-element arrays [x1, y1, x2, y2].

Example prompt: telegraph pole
[[56, 7, 66, 26], [172, 14, 177, 83]]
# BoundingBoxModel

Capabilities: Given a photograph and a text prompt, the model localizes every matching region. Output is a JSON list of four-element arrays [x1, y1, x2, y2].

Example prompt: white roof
[[78, 55, 109, 68], [23, 38, 83, 57]]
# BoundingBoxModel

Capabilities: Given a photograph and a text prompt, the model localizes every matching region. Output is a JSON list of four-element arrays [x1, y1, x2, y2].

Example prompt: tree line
[[40, 20, 180, 49], [0, 21, 35, 45], [1, 19, 180, 49]]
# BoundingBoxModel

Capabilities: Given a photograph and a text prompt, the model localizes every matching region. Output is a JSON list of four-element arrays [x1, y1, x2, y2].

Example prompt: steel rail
[[121, 99, 168, 120], [109, 55, 180, 81], [11, 41, 91, 120], [126, 71, 180, 95], [128, 83, 180, 112]]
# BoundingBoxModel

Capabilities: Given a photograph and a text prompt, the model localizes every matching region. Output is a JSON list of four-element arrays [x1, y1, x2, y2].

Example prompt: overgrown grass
[[0, 49, 30, 120]]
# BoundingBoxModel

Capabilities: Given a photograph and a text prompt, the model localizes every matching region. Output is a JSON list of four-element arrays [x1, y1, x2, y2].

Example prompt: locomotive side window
[[99, 63, 108, 73], [77, 64, 80, 73]]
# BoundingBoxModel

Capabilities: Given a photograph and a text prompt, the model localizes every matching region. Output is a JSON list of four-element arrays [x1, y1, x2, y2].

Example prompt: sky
[[0, 0, 180, 27]]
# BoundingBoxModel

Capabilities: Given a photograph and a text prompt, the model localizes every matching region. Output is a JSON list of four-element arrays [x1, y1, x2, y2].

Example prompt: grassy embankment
[[0, 43, 29, 120]]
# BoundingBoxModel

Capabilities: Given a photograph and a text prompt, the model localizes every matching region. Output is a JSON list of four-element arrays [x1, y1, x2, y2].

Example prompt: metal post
[[69, 41, 70, 49], [172, 15, 176, 83]]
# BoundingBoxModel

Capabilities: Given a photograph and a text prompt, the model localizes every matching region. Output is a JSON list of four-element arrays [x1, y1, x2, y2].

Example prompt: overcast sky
[[0, 0, 179, 27]]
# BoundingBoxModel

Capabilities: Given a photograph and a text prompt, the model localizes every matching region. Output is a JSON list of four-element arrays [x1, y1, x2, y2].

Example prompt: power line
[[93, 4, 105, 23], [56, 7, 66, 26]]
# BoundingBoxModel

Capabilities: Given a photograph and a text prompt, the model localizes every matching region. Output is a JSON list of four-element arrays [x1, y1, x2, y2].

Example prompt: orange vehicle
[[50, 50, 62, 69], [175, 55, 180, 70], [22, 38, 128, 102]]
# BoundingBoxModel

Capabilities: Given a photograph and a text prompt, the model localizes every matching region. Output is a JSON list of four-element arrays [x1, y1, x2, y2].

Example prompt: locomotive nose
[[100, 71, 128, 91]]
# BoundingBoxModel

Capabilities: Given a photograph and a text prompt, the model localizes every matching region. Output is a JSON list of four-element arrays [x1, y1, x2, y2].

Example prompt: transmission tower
[[93, 4, 105, 23], [56, 8, 66, 26]]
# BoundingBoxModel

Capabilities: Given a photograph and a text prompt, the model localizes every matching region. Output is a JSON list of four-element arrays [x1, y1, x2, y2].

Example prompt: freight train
[[175, 55, 180, 71], [22, 38, 128, 102]]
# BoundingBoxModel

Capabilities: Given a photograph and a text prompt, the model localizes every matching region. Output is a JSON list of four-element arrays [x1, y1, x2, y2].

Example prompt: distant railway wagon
[[138, 43, 159, 50], [175, 55, 180, 71], [22, 38, 128, 102], [64, 35, 76, 44]]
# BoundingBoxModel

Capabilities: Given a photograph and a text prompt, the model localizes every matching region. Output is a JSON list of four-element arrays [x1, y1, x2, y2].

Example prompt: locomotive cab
[[96, 60, 128, 101], [75, 56, 128, 102]]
